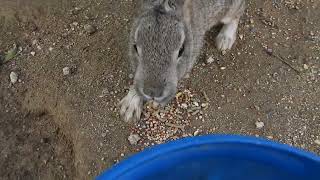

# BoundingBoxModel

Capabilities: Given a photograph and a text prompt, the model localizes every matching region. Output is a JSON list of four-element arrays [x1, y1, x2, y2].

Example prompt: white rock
[[10, 72, 18, 84], [201, 103, 208, 108], [72, 22, 79, 26], [315, 139, 320, 145], [181, 103, 188, 109], [255, 121, 265, 129], [30, 51, 36, 56], [101, 133, 107, 138], [193, 129, 200, 136], [32, 40, 38, 45], [63, 67, 70, 76], [206, 56, 214, 64], [128, 134, 141, 145], [267, 136, 273, 139], [193, 102, 199, 107]]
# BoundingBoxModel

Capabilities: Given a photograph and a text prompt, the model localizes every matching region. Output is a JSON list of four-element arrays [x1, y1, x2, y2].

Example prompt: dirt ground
[[0, 0, 319, 179]]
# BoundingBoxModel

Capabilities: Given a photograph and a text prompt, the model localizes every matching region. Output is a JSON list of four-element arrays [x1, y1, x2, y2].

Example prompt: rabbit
[[120, 0, 246, 122]]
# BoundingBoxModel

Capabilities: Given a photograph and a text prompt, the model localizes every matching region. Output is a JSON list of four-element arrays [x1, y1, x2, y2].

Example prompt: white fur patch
[[119, 87, 143, 123]]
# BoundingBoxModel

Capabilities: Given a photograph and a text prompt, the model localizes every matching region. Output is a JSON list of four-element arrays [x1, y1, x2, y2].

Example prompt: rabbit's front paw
[[119, 87, 143, 122], [216, 20, 239, 51], [215, 31, 236, 51]]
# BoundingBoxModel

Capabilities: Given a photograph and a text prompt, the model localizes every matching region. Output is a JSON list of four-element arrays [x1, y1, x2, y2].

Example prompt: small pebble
[[151, 101, 159, 109], [267, 136, 273, 139], [255, 121, 265, 129], [30, 51, 36, 56], [310, 31, 314, 36], [72, 22, 79, 26], [101, 133, 107, 138], [206, 56, 214, 64], [315, 139, 320, 145], [181, 103, 188, 109], [128, 134, 141, 145], [84, 24, 96, 34], [129, 74, 134, 79], [32, 40, 38, 45], [63, 67, 70, 76], [249, 18, 254, 24], [266, 48, 273, 56], [10, 72, 18, 84], [193, 129, 200, 136], [220, 67, 226, 70], [303, 64, 309, 70], [201, 103, 208, 108]]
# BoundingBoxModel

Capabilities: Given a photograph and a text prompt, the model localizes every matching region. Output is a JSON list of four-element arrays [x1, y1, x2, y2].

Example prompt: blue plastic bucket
[[97, 135, 320, 180]]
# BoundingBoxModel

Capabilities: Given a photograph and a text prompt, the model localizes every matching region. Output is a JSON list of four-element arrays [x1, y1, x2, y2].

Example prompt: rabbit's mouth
[[153, 88, 176, 106], [135, 83, 177, 106]]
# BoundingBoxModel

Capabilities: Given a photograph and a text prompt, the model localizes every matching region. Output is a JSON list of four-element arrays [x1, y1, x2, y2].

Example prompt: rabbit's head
[[130, 0, 192, 106]]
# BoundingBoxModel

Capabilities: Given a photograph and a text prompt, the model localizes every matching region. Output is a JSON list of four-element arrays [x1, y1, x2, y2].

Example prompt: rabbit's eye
[[178, 44, 184, 58]]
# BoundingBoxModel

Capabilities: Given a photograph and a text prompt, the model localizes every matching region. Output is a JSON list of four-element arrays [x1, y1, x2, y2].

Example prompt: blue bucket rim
[[97, 134, 320, 179]]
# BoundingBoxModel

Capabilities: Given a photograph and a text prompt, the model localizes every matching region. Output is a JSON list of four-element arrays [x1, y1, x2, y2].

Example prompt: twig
[[202, 91, 210, 102], [271, 53, 301, 75], [262, 45, 301, 75], [191, 110, 200, 116]]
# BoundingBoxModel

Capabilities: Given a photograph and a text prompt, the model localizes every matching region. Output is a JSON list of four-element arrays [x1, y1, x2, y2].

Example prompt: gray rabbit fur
[[120, 0, 246, 122]]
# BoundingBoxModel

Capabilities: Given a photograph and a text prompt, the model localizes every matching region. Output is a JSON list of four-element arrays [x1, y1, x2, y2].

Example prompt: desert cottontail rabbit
[[120, 0, 246, 122]]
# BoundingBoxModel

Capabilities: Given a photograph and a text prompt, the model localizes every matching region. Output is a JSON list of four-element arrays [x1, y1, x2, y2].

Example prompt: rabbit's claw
[[119, 87, 143, 123]]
